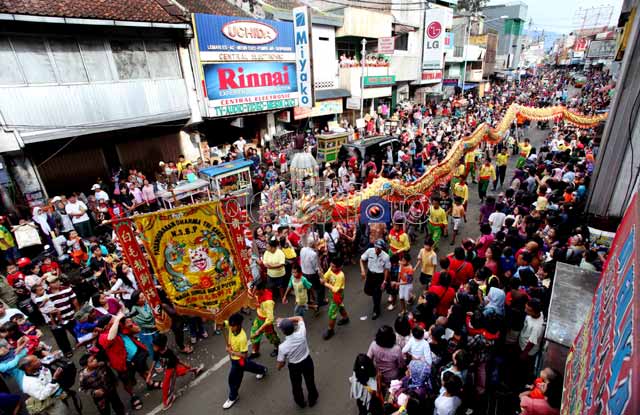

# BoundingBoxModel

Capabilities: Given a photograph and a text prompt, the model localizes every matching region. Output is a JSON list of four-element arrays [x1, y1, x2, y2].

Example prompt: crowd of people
[[0, 66, 614, 415]]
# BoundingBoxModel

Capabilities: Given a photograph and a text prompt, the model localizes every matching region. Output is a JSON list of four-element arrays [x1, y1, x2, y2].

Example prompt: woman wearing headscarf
[[483, 284, 506, 317], [401, 360, 431, 400]]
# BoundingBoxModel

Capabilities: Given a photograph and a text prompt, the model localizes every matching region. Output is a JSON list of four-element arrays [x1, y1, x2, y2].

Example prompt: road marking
[[145, 355, 230, 415]]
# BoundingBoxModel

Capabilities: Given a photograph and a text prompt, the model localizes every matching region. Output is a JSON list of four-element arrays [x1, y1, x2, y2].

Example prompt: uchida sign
[[193, 14, 295, 61], [293, 6, 314, 108], [561, 192, 639, 415], [203, 62, 298, 117]]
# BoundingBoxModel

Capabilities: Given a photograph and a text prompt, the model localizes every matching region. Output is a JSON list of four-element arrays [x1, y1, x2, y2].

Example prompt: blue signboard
[[203, 62, 298, 117], [193, 14, 295, 61]]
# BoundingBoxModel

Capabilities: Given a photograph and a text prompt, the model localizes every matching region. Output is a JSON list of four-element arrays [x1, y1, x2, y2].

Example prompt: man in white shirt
[[92, 184, 109, 202], [518, 299, 545, 384], [19, 355, 69, 414], [277, 317, 318, 408], [233, 136, 246, 153], [488, 206, 506, 235], [360, 240, 391, 320], [323, 226, 340, 256], [300, 242, 325, 307], [64, 194, 92, 238]]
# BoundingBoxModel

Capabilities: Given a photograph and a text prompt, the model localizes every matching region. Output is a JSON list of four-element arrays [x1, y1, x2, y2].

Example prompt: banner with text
[[203, 62, 298, 117], [561, 193, 639, 415], [293, 6, 314, 108], [132, 202, 252, 322], [423, 8, 450, 70], [294, 98, 343, 120]]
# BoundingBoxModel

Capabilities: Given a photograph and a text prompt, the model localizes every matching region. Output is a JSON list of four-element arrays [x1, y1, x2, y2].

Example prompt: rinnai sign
[[293, 6, 314, 108], [203, 62, 298, 117], [423, 8, 450, 70], [422, 70, 442, 83], [193, 14, 295, 61], [561, 192, 640, 415]]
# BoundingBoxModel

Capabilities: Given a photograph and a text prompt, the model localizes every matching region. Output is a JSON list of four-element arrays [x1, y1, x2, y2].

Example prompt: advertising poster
[[293, 6, 314, 107], [193, 14, 295, 61], [561, 193, 639, 415], [203, 62, 298, 117], [132, 202, 252, 322], [423, 8, 449, 70]]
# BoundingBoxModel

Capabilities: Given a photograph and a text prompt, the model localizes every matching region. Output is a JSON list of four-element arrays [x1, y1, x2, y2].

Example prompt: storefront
[[412, 70, 444, 105], [191, 14, 299, 151], [343, 75, 394, 125]]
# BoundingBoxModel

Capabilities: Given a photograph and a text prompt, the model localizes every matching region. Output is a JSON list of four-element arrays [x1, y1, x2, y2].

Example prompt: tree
[[457, 0, 489, 14]]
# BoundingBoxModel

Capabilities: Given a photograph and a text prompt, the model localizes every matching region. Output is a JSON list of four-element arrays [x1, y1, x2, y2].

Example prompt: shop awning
[[393, 23, 417, 33], [463, 83, 478, 90], [315, 89, 351, 101]]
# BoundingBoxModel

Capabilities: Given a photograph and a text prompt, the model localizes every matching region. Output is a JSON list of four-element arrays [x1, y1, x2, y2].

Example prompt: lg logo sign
[[427, 21, 442, 39]]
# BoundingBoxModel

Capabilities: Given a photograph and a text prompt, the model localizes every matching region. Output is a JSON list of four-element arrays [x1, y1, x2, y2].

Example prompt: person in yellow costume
[[451, 162, 466, 188], [516, 138, 532, 169], [427, 198, 448, 249], [453, 177, 469, 210], [478, 157, 496, 201], [250, 281, 281, 358], [464, 149, 477, 183], [493, 147, 509, 190]]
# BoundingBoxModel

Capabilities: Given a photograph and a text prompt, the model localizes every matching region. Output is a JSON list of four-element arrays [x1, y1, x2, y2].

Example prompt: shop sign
[[203, 62, 298, 117], [561, 192, 640, 415], [293, 6, 314, 108], [378, 37, 395, 54], [346, 97, 361, 110], [363, 75, 396, 88], [421, 70, 442, 82], [586, 39, 616, 59], [293, 98, 343, 120], [444, 32, 454, 50], [276, 110, 291, 123], [443, 78, 458, 86], [193, 14, 295, 61], [423, 8, 450, 70]]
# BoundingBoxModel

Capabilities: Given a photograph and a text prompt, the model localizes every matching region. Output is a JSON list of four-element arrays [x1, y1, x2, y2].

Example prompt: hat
[[278, 318, 295, 334], [91, 184, 101, 190], [45, 273, 58, 283], [374, 239, 386, 249], [51, 196, 62, 203]]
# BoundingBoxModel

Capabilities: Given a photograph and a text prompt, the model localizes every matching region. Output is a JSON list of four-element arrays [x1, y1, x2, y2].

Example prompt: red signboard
[[561, 193, 639, 415], [422, 70, 443, 82], [113, 220, 172, 332], [574, 37, 589, 52]]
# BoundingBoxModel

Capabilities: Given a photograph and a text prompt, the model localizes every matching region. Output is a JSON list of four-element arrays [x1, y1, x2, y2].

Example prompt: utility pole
[[461, 14, 471, 93], [360, 38, 367, 119]]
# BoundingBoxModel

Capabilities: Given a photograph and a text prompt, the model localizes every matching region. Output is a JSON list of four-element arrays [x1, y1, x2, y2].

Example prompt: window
[[49, 38, 88, 83], [78, 39, 112, 82], [11, 36, 57, 84], [0, 37, 24, 84], [394, 33, 409, 51], [145, 40, 180, 78], [110, 40, 149, 80]]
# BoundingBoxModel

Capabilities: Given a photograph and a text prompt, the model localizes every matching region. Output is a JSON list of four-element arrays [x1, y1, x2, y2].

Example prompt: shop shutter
[[116, 131, 181, 178], [36, 147, 108, 196]]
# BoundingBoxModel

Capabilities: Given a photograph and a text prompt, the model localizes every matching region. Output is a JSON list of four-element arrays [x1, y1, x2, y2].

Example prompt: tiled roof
[[0, 0, 186, 23], [177, 0, 250, 16]]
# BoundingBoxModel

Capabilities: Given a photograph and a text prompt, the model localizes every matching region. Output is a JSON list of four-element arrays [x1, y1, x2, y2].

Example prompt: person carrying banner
[[249, 281, 281, 358]]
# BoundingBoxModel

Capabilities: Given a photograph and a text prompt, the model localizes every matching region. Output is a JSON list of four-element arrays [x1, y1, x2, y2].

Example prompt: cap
[[45, 273, 58, 283], [278, 318, 295, 334], [91, 184, 101, 190], [51, 196, 62, 203], [374, 239, 386, 249]]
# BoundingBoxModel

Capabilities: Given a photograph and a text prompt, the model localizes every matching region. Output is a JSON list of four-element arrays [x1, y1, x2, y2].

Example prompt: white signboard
[[293, 6, 314, 108], [346, 97, 361, 110], [378, 37, 395, 54], [423, 8, 450, 70]]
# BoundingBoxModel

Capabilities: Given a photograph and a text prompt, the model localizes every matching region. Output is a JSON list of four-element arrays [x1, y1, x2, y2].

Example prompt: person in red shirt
[[447, 248, 474, 289], [40, 255, 60, 276], [6, 264, 25, 287], [428, 272, 455, 316]]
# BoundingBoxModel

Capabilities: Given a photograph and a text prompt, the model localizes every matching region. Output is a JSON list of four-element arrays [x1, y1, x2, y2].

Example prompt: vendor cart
[[316, 131, 349, 163], [199, 160, 254, 206], [156, 179, 211, 209]]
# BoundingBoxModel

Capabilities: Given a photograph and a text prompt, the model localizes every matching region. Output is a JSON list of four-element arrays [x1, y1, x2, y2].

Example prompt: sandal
[[131, 396, 143, 411], [147, 380, 162, 390]]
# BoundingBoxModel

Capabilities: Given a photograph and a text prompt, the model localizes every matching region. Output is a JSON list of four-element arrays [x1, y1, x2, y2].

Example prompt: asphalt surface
[[123, 122, 550, 415]]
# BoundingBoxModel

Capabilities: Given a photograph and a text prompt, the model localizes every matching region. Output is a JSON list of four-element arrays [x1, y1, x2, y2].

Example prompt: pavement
[[60, 117, 550, 415]]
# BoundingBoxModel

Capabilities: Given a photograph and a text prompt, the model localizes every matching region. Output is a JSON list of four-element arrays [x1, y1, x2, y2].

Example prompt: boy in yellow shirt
[[494, 147, 509, 190], [464, 149, 477, 183], [321, 257, 349, 340], [223, 313, 267, 409], [478, 157, 496, 201], [249, 281, 281, 358], [427, 198, 448, 249]]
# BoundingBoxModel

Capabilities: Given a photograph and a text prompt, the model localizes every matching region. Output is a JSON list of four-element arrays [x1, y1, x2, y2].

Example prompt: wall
[[0, 34, 190, 144], [389, 30, 422, 81], [336, 7, 392, 39], [312, 25, 339, 90]]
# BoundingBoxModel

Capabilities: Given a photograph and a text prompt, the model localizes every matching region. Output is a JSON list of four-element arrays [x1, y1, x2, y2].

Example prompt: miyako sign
[[423, 8, 448, 70], [293, 6, 314, 108], [193, 14, 295, 61]]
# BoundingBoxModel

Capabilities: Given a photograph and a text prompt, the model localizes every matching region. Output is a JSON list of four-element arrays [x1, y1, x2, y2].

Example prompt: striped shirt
[[47, 286, 77, 325]]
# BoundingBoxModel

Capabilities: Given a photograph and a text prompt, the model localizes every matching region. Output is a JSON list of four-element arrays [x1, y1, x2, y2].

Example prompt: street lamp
[[360, 38, 367, 119], [461, 15, 508, 92]]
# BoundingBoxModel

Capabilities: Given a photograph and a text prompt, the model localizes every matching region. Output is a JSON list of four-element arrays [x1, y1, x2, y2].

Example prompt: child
[[395, 253, 414, 316], [6, 264, 24, 287], [78, 352, 125, 414], [40, 255, 61, 276], [321, 257, 350, 340], [150, 333, 203, 409], [415, 239, 437, 288], [386, 254, 399, 311], [449, 197, 466, 246], [10, 313, 41, 338], [282, 264, 317, 316], [249, 281, 281, 358], [223, 313, 268, 410], [520, 367, 558, 400], [30, 284, 62, 325], [402, 326, 432, 365]]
